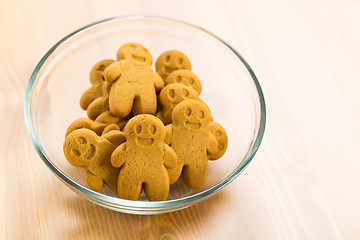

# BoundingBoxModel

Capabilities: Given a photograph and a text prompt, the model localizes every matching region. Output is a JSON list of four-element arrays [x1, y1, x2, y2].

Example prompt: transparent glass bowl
[[24, 16, 266, 215]]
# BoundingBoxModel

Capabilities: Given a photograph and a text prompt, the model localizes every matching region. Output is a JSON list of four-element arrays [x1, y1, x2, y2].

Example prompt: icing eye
[[150, 125, 157, 135], [182, 89, 189, 98], [72, 149, 80, 157], [98, 64, 106, 71], [77, 137, 87, 144], [189, 78, 195, 85], [199, 111, 205, 119], [135, 125, 142, 134], [165, 55, 170, 63], [215, 130, 222, 136], [168, 89, 175, 99], [176, 75, 181, 83], [185, 108, 191, 117], [178, 58, 183, 65]]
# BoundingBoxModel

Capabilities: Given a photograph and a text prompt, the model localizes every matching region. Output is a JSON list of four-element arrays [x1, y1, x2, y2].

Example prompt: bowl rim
[[24, 15, 266, 209]]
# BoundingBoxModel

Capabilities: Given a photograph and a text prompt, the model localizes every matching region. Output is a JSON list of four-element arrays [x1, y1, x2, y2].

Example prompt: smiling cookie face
[[155, 50, 191, 79], [116, 42, 153, 66], [124, 115, 165, 148], [172, 99, 211, 131], [165, 69, 202, 94], [64, 129, 98, 167]]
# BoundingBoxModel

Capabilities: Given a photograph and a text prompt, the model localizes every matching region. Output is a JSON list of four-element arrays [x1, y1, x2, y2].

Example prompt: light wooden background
[[1, 0, 360, 239]]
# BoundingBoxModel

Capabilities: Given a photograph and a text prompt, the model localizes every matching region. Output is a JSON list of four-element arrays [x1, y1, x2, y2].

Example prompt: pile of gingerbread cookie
[[63, 42, 228, 201]]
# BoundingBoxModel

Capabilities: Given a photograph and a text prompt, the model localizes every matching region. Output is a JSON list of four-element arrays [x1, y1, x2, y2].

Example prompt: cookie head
[[172, 99, 211, 131], [124, 115, 165, 148], [165, 70, 202, 94], [64, 129, 98, 167], [90, 59, 115, 85], [155, 50, 191, 79], [159, 83, 199, 109], [116, 42, 153, 66]]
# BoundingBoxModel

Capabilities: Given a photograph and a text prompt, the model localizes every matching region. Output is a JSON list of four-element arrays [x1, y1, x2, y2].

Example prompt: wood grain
[[1, 0, 360, 239]]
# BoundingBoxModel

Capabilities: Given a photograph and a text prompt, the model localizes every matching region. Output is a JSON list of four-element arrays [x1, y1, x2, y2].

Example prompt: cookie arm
[[163, 144, 178, 169], [153, 72, 164, 92], [103, 62, 122, 84], [206, 132, 218, 159], [111, 143, 127, 168], [164, 125, 172, 145]]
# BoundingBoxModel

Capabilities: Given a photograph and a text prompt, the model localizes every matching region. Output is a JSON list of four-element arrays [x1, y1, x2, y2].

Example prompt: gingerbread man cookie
[[63, 128, 126, 192], [103, 59, 164, 117], [116, 42, 153, 66], [111, 114, 178, 201], [165, 69, 202, 95], [164, 99, 222, 188], [80, 59, 115, 110], [155, 50, 191, 80], [156, 83, 199, 125]]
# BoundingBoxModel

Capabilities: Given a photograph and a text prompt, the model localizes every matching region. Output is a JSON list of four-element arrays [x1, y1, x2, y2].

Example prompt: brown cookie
[[111, 114, 177, 201], [165, 99, 221, 188], [156, 83, 199, 125], [207, 122, 228, 160], [165, 69, 202, 95], [103, 59, 164, 117], [116, 42, 153, 66], [63, 128, 126, 193], [80, 59, 115, 110], [65, 118, 108, 137], [155, 50, 191, 79]]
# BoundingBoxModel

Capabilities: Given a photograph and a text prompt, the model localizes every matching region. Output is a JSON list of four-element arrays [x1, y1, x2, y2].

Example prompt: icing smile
[[131, 54, 146, 62], [164, 66, 175, 73], [136, 137, 154, 146], [185, 121, 201, 129]]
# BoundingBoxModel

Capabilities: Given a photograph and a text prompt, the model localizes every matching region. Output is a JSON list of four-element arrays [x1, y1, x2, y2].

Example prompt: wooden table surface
[[1, 0, 360, 239]]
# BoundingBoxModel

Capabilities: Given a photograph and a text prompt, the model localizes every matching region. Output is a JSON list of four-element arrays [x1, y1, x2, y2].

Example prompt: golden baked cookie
[[155, 50, 191, 79], [156, 83, 199, 125], [63, 128, 126, 193], [207, 122, 228, 160], [111, 114, 178, 201], [80, 59, 115, 110], [164, 99, 221, 188], [116, 42, 153, 66], [165, 69, 202, 94], [103, 59, 164, 117]]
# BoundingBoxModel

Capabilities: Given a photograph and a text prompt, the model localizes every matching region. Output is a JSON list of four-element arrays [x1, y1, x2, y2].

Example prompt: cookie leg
[[109, 85, 135, 117], [167, 161, 183, 184], [181, 162, 207, 188], [143, 171, 170, 201], [132, 91, 157, 115], [84, 170, 104, 191], [118, 174, 142, 200]]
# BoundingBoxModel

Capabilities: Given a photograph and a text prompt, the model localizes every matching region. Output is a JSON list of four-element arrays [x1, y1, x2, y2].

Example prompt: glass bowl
[[24, 15, 266, 215]]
